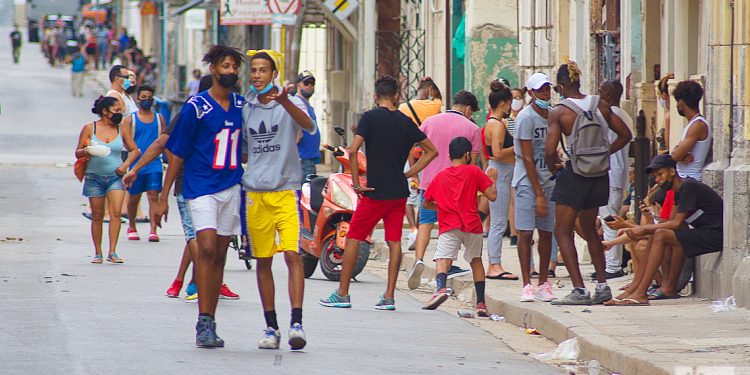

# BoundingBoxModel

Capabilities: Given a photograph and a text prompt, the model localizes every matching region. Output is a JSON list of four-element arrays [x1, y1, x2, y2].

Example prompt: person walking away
[[71, 50, 86, 97], [186, 69, 202, 96], [407, 90, 481, 290], [320, 75, 438, 310], [397, 77, 443, 250], [10, 25, 22, 64], [155, 46, 246, 348], [545, 62, 631, 305], [96, 25, 109, 70], [482, 80, 518, 281], [295, 70, 321, 183], [75, 96, 141, 264], [511, 72, 558, 302], [123, 75, 239, 302], [241, 50, 315, 350], [122, 85, 165, 242], [669, 81, 711, 182], [422, 137, 497, 315], [595, 80, 633, 280]]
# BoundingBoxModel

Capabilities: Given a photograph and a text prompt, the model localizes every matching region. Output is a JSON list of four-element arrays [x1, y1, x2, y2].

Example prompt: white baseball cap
[[526, 72, 552, 91]]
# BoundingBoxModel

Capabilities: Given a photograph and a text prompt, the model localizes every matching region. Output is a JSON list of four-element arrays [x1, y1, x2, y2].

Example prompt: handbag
[[74, 139, 90, 182]]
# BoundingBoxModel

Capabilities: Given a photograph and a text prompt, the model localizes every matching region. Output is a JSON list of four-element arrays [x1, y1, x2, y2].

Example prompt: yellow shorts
[[244, 190, 300, 258]]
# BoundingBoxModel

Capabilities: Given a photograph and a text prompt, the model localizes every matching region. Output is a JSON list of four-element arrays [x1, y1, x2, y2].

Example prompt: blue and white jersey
[[166, 91, 245, 199]]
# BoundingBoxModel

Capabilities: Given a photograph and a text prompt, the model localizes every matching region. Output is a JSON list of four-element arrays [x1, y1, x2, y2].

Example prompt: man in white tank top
[[670, 81, 710, 181]]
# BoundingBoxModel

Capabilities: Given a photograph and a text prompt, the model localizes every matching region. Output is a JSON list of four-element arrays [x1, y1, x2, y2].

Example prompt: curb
[[395, 249, 674, 375]]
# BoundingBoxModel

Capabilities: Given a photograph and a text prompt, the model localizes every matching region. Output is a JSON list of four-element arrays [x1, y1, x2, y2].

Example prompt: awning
[[171, 0, 206, 16]]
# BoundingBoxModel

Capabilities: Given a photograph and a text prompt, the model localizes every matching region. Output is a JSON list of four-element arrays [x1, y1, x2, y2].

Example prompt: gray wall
[[0, 0, 14, 27]]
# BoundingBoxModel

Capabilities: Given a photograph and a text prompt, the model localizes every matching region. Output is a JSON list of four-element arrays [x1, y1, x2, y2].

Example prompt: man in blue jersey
[[295, 70, 321, 182], [155, 45, 245, 348]]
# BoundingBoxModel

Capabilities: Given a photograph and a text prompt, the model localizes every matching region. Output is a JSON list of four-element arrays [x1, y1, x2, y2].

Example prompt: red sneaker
[[476, 302, 489, 317], [165, 279, 183, 298], [219, 284, 240, 300]]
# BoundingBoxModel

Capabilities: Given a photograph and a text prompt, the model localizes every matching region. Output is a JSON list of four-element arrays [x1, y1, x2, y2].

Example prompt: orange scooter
[[299, 127, 371, 281]]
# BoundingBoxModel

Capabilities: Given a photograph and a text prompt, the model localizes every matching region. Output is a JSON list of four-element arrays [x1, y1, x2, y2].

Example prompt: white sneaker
[[534, 281, 558, 302], [407, 260, 424, 290], [520, 284, 535, 302], [288, 323, 307, 350], [258, 327, 281, 349], [407, 231, 418, 250]]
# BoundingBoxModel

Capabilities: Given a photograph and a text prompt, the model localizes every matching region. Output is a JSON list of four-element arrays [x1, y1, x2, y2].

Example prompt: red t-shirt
[[424, 164, 494, 234]]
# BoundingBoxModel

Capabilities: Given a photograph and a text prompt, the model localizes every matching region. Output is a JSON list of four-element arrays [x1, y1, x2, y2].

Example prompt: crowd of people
[[71, 42, 723, 351]]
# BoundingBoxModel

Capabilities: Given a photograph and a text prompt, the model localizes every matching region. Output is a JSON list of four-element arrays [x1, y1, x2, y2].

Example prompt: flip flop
[[648, 290, 681, 300], [487, 272, 519, 280], [107, 253, 124, 264], [605, 298, 649, 306], [91, 255, 103, 264]]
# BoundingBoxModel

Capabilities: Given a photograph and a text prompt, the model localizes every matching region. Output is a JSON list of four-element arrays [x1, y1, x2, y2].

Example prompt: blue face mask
[[122, 78, 132, 91], [251, 82, 274, 95], [138, 99, 154, 111], [532, 92, 551, 110]]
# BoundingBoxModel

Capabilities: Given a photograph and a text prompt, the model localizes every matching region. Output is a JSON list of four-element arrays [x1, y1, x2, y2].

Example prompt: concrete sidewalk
[[390, 232, 750, 375]]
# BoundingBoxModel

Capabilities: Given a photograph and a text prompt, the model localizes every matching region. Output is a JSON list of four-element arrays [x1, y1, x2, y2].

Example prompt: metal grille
[[598, 31, 621, 83], [375, 29, 426, 100]]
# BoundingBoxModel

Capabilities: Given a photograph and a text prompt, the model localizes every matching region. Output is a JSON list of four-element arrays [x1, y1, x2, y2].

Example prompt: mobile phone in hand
[[603, 215, 616, 222]]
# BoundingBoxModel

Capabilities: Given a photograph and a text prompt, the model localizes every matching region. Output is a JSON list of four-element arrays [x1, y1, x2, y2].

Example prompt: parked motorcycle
[[299, 126, 371, 281]]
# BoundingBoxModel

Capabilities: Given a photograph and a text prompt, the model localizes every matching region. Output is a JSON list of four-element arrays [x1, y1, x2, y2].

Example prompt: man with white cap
[[511, 72, 558, 303]]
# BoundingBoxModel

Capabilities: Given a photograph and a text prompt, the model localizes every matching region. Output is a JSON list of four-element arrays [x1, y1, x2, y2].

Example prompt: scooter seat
[[310, 176, 327, 213]]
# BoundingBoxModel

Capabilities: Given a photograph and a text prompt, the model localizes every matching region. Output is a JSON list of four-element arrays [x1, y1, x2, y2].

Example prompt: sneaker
[[530, 271, 540, 279], [195, 316, 221, 348], [422, 288, 449, 310], [447, 265, 470, 279], [219, 284, 240, 300], [258, 327, 281, 349], [407, 231, 418, 250], [476, 302, 489, 317], [590, 270, 626, 280], [520, 284, 535, 302], [127, 228, 140, 241], [407, 260, 425, 290], [374, 295, 396, 311], [186, 282, 197, 296], [165, 279, 183, 298], [551, 289, 592, 305], [185, 292, 199, 303], [548, 269, 557, 278], [534, 282, 558, 302], [592, 285, 613, 305], [288, 323, 307, 350], [319, 290, 352, 308], [211, 319, 225, 347], [148, 232, 159, 242]]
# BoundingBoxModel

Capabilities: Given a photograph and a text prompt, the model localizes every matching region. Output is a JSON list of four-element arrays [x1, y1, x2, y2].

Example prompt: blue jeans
[[300, 158, 318, 183], [176, 194, 196, 242]]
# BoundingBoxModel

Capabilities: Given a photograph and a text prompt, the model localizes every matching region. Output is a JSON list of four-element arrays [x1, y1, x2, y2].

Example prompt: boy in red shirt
[[422, 137, 498, 314]]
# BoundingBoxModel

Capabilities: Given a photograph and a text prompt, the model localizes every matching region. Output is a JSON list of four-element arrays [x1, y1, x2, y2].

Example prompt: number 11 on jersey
[[213, 128, 240, 169]]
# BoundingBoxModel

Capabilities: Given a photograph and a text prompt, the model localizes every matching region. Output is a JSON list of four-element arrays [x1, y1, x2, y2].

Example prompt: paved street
[[0, 34, 562, 374]]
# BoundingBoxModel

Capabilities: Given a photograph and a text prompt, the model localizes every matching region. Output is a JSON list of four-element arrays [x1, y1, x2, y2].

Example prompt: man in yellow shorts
[[242, 50, 315, 350]]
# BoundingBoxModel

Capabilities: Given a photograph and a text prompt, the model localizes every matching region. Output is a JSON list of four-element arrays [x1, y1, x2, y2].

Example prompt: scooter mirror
[[334, 126, 345, 136]]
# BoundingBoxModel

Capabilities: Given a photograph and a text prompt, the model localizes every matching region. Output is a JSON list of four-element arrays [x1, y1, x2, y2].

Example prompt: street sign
[[324, 0, 358, 21], [140, 0, 158, 16], [220, 0, 272, 26], [272, 13, 297, 26], [267, 0, 302, 15]]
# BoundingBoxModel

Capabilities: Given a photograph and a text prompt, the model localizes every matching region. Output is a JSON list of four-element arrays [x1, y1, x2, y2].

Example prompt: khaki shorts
[[433, 229, 483, 262]]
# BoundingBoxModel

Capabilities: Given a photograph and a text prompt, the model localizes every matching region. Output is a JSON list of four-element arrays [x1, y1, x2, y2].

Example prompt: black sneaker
[[509, 236, 518, 247], [547, 270, 556, 278], [590, 270, 626, 280], [195, 316, 222, 348], [447, 265, 470, 279]]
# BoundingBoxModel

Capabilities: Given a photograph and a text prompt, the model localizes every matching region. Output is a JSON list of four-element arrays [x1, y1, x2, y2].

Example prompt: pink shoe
[[520, 284, 535, 302], [127, 228, 140, 241], [165, 279, 183, 298], [148, 232, 159, 242], [534, 281, 558, 302]]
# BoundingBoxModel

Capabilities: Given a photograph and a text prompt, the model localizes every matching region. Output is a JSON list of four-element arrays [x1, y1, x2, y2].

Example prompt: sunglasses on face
[[303, 80, 315, 86]]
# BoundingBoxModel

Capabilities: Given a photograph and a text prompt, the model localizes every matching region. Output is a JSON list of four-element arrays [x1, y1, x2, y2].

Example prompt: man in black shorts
[[545, 62, 631, 305], [604, 155, 722, 305]]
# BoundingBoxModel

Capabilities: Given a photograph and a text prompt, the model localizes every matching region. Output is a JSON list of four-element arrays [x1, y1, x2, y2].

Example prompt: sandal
[[91, 255, 103, 264], [127, 228, 140, 241], [487, 271, 519, 280], [107, 253, 124, 264], [148, 232, 159, 242]]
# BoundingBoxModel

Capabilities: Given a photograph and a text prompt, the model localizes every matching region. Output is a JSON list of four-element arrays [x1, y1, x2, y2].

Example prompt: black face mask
[[677, 108, 685, 117], [125, 85, 137, 94], [502, 108, 511, 119], [659, 177, 674, 191], [217, 74, 239, 89], [110, 112, 123, 125]]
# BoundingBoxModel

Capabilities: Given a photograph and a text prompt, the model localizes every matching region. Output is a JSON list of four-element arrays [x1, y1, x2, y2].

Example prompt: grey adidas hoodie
[[242, 86, 313, 192]]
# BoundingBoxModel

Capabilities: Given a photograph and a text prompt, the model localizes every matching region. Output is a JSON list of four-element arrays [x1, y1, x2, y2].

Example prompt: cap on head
[[526, 72, 552, 91], [645, 154, 677, 174], [297, 70, 315, 83]]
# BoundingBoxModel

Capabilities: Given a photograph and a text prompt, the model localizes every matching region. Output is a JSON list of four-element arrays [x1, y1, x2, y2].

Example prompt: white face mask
[[511, 98, 524, 112], [658, 97, 667, 109]]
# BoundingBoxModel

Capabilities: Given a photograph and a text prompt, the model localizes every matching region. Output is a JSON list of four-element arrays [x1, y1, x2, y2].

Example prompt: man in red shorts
[[319, 75, 437, 310]]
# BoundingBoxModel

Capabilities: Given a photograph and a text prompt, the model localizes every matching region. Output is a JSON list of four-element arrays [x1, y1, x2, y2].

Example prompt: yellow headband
[[246, 49, 284, 72]]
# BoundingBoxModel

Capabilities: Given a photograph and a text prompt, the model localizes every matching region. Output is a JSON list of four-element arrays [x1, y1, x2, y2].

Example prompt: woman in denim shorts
[[75, 96, 141, 264]]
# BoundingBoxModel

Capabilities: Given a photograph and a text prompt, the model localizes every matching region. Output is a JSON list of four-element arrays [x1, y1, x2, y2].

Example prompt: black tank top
[[485, 117, 513, 157]]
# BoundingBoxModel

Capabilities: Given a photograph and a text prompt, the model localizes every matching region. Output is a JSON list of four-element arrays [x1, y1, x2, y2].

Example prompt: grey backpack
[[557, 95, 610, 177]]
